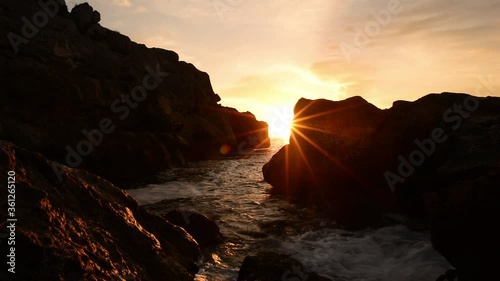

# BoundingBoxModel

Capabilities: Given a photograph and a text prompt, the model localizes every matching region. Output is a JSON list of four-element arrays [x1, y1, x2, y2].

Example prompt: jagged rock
[[237, 252, 332, 281], [164, 210, 223, 248], [0, 0, 269, 184], [0, 141, 200, 281]]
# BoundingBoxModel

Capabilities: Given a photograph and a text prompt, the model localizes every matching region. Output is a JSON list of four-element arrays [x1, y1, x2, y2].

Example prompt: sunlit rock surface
[[0, 141, 200, 281], [263, 93, 500, 279], [0, 0, 269, 184], [163, 209, 223, 248]]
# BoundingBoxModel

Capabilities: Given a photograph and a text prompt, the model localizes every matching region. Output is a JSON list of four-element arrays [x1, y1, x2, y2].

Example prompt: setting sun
[[266, 106, 295, 141]]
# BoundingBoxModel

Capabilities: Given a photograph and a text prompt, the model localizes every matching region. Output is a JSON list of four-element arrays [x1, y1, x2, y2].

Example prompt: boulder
[[237, 252, 332, 281], [263, 94, 500, 229], [164, 210, 223, 248], [263, 96, 396, 229], [263, 93, 500, 276], [70, 3, 94, 31], [0, 141, 200, 281]]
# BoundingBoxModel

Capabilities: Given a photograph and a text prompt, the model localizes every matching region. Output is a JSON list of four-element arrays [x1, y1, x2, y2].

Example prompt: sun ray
[[293, 123, 337, 135], [291, 126, 358, 181], [289, 130, 318, 185], [293, 101, 368, 124], [291, 119, 394, 205], [284, 144, 290, 191]]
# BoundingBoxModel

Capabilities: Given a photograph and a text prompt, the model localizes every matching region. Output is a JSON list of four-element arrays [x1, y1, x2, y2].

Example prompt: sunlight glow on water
[[126, 139, 450, 281]]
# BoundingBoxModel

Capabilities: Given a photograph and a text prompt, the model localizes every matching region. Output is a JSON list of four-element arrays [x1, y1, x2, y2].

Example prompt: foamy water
[[126, 139, 451, 280], [278, 226, 449, 281]]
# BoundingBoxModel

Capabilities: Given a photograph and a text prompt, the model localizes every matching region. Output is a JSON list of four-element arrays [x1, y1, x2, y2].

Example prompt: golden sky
[[81, 0, 499, 138]]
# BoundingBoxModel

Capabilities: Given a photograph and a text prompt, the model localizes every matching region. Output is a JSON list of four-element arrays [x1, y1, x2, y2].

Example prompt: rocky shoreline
[[0, 1, 271, 280], [1, 1, 499, 280]]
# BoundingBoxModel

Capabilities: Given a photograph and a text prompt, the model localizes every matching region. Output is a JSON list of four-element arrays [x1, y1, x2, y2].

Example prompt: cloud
[[112, 0, 132, 8], [219, 64, 346, 112], [84, 0, 499, 119], [314, 0, 500, 106], [309, 60, 376, 100], [133, 6, 148, 13]]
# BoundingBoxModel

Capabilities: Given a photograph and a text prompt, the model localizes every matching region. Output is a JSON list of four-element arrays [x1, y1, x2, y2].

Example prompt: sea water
[[126, 139, 451, 281]]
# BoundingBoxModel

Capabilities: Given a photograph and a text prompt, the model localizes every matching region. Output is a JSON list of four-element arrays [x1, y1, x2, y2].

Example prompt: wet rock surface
[[0, 141, 200, 281], [163, 209, 223, 248]]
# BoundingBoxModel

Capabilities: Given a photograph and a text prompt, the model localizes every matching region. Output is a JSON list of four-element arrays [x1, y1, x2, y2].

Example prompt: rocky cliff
[[0, 140, 200, 280], [0, 1, 269, 185], [263, 93, 500, 279]]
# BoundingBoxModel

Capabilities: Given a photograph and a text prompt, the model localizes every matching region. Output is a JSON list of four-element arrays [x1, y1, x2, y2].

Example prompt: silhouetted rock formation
[[0, 1, 269, 184], [0, 141, 199, 281], [238, 252, 332, 281], [224, 108, 271, 156], [164, 210, 223, 248], [264, 96, 397, 229], [263, 93, 500, 278]]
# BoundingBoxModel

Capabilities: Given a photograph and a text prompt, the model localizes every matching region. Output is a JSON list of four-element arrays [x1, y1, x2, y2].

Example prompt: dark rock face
[[263, 96, 397, 229], [164, 210, 223, 248], [0, 1, 269, 185], [223, 108, 271, 156], [263, 93, 500, 277], [237, 252, 332, 281], [0, 141, 200, 281], [425, 163, 500, 281], [70, 2, 94, 31]]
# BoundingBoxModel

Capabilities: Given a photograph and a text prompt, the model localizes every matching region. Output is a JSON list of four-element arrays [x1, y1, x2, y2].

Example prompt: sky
[[79, 0, 499, 138]]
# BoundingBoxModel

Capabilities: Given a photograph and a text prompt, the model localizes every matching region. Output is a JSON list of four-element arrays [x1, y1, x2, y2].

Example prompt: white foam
[[279, 226, 451, 281], [126, 181, 206, 205]]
